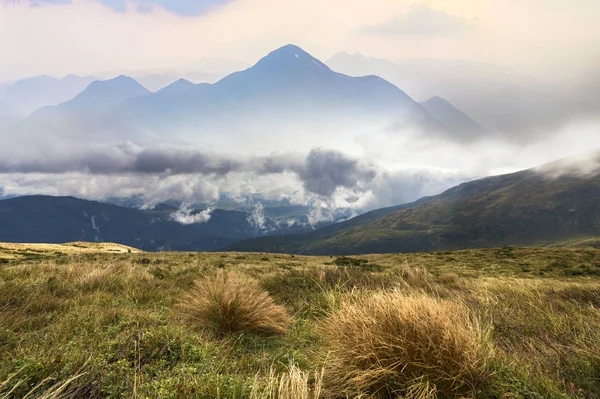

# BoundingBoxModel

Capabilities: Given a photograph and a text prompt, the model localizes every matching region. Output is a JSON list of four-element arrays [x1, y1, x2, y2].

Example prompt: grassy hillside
[[0, 242, 142, 261], [230, 153, 600, 255], [1, 245, 600, 397]]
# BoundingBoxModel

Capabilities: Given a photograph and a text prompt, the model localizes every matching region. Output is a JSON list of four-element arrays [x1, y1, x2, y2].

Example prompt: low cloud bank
[[1, 117, 599, 224]]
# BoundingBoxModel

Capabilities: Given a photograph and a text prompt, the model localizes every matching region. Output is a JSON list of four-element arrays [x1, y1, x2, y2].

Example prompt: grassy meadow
[[0, 245, 600, 398]]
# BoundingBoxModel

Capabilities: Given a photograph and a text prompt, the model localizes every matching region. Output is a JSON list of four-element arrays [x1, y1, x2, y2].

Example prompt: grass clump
[[250, 365, 323, 399], [331, 257, 369, 267], [319, 291, 493, 398], [179, 271, 291, 336]]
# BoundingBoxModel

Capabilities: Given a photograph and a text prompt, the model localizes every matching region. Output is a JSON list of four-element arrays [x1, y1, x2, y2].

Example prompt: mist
[[1, 110, 599, 223]]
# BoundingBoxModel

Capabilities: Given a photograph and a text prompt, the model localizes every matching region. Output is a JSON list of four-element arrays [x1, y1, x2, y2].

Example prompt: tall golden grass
[[0, 369, 86, 399], [250, 365, 323, 399], [178, 271, 290, 335], [319, 291, 493, 398]]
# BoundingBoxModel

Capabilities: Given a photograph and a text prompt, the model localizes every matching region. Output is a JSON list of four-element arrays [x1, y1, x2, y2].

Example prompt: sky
[[1, 0, 599, 82], [0, 0, 599, 226]]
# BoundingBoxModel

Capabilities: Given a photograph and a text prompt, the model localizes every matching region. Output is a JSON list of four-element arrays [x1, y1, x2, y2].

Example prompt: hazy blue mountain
[[21, 76, 150, 135], [327, 52, 567, 135], [229, 151, 600, 255], [0, 195, 334, 251], [0, 101, 14, 119], [105, 58, 247, 91], [113, 44, 444, 134], [420, 96, 484, 137], [135, 72, 222, 91], [157, 78, 197, 94], [0, 101, 17, 131], [0, 75, 97, 115], [46, 75, 150, 113]]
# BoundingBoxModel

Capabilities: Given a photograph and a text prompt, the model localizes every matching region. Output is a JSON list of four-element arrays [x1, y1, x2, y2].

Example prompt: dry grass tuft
[[250, 365, 323, 399], [178, 271, 290, 335], [0, 369, 86, 399], [398, 266, 436, 292], [319, 291, 493, 398], [403, 378, 438, 399]]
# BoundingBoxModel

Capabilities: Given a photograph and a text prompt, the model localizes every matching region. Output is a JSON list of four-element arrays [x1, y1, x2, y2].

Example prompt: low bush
[[319, 291, 493, 398], [179, 271, 290, 336]]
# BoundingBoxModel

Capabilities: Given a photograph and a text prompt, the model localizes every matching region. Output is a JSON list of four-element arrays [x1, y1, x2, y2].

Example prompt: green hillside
[[229, 152, 600, 254]]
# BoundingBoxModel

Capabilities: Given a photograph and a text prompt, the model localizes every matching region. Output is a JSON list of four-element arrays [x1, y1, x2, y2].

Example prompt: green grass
[[1, 247, 600, 397]]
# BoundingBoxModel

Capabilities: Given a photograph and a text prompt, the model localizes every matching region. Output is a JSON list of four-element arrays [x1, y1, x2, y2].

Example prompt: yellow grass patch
[[0, 241, 142, 260]]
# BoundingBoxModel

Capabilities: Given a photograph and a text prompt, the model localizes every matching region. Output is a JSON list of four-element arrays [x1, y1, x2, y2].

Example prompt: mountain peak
[[79, 76, 147, 95], [423, 96, 451, 106], [254, 44, 329, 71], [270, 44, 310, 56], [158, 78, 196, 94], [420, 96, 484, 136], [246, 44, 331, 78], [66, 75, 150, 109]]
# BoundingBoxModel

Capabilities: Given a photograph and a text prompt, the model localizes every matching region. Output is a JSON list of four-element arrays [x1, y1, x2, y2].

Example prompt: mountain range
[[0, 75, 97, 116], [14, 75, 151, 139], [5, 46, 583, 140], [3, 44, 485, 142], [110, 44, 446, 135], [0, 196, 332, 251], [228, 151, 600, 254], [327, 52, 568, 135]]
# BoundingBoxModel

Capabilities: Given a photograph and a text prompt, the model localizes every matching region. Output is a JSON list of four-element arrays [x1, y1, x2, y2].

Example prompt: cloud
[[0, 145, 377, 199], [29, 0, 230, 16], [361, 4, 472, 36], [0, 173, 223, 206], [247, 202, 267, 230], [299, 149, 376, 197], [170, 204, 213, 224]]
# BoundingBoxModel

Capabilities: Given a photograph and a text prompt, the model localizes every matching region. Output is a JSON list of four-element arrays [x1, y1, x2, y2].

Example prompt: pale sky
[[1, 0, 599, 82]]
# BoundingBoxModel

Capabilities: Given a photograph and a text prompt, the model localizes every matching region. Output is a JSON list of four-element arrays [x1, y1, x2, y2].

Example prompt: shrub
[[332, 257, 369, 267], [319, 291, 493, 398], [179, 271, 290, 336]]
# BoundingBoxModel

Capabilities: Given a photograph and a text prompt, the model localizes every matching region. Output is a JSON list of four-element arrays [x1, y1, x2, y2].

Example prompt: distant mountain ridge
[[0, 75, 97, 115], [110, 44, 449, 135], [327, 52, 567, 135], [157, 78, 197, 94], [33, 75, 150, 115], [0, 195, 333, 251], [228, 151, 600, 254], [7, 45, 486, 141], [420, 96, 485, 138], [16, 76, 151, 137]]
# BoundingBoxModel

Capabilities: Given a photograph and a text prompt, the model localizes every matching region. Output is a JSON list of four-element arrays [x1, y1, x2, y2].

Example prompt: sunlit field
[[1, 245, 600, 398]]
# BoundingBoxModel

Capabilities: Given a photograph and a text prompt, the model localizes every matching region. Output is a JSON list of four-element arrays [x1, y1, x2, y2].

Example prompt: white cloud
[[170, 204, 213, 224], [362, 4, 472, 36], [247, 202, 266, 230]]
